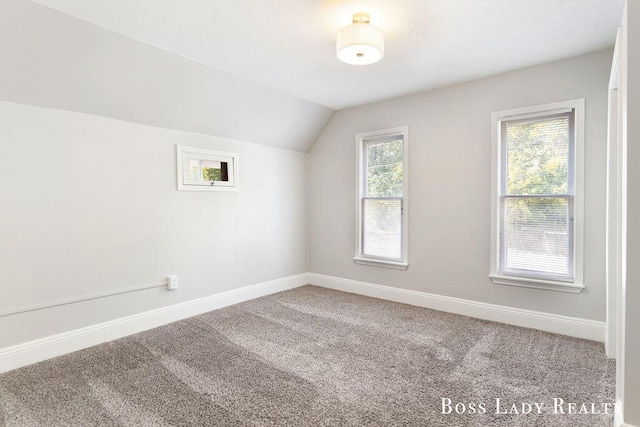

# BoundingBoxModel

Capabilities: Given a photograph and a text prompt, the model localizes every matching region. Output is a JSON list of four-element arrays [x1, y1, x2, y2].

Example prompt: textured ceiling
[[29, 0, 624, 110]]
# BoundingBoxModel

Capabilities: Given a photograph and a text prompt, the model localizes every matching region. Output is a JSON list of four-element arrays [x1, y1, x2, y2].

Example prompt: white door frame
[[605, 29, 621, 360]]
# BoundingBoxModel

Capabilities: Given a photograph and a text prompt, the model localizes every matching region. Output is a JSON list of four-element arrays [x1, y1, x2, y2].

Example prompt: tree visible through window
[[501, 113, 573, 279], [177, 145, 238, 192], [188, 159, 228, 182], [355, 127, 409, 268], [490, 100, 584, 291], [500, 112, 574, 280], [363, 138, 403, 260], [367, 139, 403, 197]]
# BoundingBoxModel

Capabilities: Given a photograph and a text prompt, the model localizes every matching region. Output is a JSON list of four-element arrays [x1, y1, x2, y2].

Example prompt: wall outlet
[[166, 275, 179, 290]]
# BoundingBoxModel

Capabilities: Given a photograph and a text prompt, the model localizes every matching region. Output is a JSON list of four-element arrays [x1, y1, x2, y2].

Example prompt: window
[[176, 145, 238, 192], [355, 127, 408, 269], [490, 100, 584, 292]]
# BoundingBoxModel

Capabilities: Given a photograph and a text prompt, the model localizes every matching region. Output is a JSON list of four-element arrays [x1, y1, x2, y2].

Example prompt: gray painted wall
[[0, 0, 334, 153], [309, 49, 612, 321], [0, 101, 308, 348]]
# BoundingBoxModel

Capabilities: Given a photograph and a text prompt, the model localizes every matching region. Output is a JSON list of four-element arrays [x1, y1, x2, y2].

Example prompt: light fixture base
[[352, 13, 370, 24]]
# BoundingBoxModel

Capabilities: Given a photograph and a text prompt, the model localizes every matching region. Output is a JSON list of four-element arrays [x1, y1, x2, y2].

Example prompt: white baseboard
[[308, 273, 606, 342], [0, 272, 608, 374], [0, 273, 308, 373]]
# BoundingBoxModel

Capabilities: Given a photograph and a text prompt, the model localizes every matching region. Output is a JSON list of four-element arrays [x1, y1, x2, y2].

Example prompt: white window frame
[[176, 145, 239, 192], [489, 99, 585, 293], [354, 126, 409, 270]]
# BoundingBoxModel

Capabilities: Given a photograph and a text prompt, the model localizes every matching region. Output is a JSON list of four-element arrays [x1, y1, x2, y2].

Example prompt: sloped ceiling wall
[[0, 0, 334, 152]]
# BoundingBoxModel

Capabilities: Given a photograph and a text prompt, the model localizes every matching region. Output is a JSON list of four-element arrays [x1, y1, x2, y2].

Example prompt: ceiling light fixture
[[336, 13, 384, 65]]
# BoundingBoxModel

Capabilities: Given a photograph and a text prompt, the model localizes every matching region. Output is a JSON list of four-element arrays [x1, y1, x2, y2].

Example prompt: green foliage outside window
[[203, 167, 222, 182], [366, 139, 403, 198], [506, 117, 569, 196], [505, 117, 571, 261], [363, 138, 404, 259]]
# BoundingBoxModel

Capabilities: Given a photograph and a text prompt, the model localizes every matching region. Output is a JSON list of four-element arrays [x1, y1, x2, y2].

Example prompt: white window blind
[[499, 111, 575, 282]]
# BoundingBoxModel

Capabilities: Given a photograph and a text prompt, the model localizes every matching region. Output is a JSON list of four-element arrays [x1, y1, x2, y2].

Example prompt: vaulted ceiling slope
[[28, 0, 624, 110], [0, 0, 334, 152]]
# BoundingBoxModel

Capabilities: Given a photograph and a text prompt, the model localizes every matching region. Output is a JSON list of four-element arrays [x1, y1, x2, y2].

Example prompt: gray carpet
[[0, 285, 615, 426]]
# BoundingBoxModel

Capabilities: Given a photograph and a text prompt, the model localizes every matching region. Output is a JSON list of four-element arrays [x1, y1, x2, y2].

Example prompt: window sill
[[354, 257, 409, 270], [489, 274, 585, 294]]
